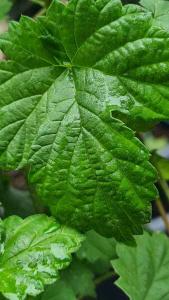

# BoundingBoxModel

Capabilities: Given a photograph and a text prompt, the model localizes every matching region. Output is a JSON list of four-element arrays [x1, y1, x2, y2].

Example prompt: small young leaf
[[0, 215, 83, 300], [112, 231, 169, 300]]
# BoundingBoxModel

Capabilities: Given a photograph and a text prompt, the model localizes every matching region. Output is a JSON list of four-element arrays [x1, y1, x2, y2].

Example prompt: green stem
[[34, 7, 46, 17], [94, 270, 115, 286], [138, 133, 169, 231], [152, 157, 169, 204], [159, 176, 169, 204]]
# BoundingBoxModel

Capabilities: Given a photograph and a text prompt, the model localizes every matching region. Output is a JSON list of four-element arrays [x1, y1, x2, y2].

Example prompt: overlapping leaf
[[1, 0, 169, 239], [0, 215, 83, 300], [140, 0, 169, 31], [77, 230, 116, 274], [112, 231, 169, 300], [39, 260, 96, 300], [39, 230, 116, 300]]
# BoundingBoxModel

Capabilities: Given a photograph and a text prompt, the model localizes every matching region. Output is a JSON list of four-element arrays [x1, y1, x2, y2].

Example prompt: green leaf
[[39, 259, 96, 300], [2, 0, 169, 240], [112, 231, 169, 300], [0, 0, 12, 20], [77, 230, 117, 274], [0, 215, 83, 300], [39, 230, 117, 300], [39, 281, 76, 300], [140, 0, 169, 31]]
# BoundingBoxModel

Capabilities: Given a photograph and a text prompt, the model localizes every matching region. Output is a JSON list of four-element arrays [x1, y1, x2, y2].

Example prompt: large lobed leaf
[[112, 231, 169, 300], [1, 0, 169, 239], [0, 215, 83, 300]]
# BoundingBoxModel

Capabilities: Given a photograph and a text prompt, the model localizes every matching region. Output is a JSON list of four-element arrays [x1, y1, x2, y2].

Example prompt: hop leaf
[[0, 215, 83, 300], [112, 231, 169, 300], [2, 0, 169, 240]]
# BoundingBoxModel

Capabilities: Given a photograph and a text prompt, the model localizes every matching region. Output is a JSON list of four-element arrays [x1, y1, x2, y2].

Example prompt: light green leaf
[[0, 215, 83, 300], [39, 259, 96, 300], [112, 231, 169, 300], [0, 0, 11, 20], [2, 0, 169, 240], [140, 0, 169, 31]]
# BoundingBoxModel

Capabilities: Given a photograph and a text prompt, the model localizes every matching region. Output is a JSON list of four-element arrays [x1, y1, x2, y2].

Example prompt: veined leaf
[[140, 0, 169, 31], [2, 0, 169, 240], [0, 215, 83, 300], [112, 231, 169, 300]]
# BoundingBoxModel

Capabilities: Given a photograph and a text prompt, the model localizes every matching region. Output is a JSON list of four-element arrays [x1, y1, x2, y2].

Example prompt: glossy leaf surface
[[0, 215, 83, 300]]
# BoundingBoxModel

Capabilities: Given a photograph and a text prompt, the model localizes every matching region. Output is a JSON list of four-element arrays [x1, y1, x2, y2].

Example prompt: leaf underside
[[1, 0, 169, 239], [0, 215, 83, 300]]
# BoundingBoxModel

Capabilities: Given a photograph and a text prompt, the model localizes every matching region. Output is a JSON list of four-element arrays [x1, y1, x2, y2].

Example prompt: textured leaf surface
[[0, 215, 83, 300], [140, 0, 169, 31], [112, 231, 169, 300], [1, 0, 169, 239], [39, 259, 96, 300]]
